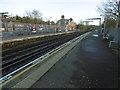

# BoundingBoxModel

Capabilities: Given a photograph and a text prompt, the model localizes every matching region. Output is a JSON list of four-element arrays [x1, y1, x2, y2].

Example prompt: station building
[[56, 15, 76, 32]]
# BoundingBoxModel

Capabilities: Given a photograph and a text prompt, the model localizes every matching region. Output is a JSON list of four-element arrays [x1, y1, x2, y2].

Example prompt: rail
[[0, 32, 86, 83]]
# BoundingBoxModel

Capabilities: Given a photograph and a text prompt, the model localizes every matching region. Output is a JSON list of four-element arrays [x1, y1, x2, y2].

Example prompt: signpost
[[83, 21, 93, 25], [86, 18, 101, 25], [86, 18, 102, 35]]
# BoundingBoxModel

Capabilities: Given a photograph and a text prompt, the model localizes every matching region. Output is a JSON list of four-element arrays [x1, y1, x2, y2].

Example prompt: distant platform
[[0, 31, 75, 44]]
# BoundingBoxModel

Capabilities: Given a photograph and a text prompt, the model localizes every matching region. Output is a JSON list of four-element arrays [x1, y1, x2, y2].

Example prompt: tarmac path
[[31, 31, 118, 88]]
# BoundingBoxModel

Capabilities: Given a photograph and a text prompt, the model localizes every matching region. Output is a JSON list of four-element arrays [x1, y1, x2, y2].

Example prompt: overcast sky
[[0, 0, 104, 24]]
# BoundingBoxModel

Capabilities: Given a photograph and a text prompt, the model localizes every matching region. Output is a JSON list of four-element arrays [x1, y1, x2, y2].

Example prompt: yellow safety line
[[0, 45, 66, 87]]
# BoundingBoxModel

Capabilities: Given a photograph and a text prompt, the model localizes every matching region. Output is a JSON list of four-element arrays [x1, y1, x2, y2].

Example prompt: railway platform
[[30, 30, 119, 88], [1, 30, 119, 88], [1, 31, 76, 51]]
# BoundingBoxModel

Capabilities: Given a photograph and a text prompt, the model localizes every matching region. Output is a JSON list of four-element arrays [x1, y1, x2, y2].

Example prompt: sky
[[0, 0, 104, 25]]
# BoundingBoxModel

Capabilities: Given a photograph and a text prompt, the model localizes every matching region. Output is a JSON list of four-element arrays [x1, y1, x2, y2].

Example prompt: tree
[[24, 9, 43, 24], [79, 20, 84, 25], [104, 18, 116, 29], [32, 9, 42, 20], [21, 16, 32, 23], [50, 21, 55, 25], [97, 0, 120, 28], [16, 15, 22, 21], [25, 10, 33, 18], [97, 0, 119, 18], [77, 22, 89, 31]]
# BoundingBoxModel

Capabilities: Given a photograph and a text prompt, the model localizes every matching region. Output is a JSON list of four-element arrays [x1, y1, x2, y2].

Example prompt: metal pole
[[115, 1, 120, 41], [99, 18, 102, 35], [103, 16, 107, 38], [116, 1, 119, 30], [117, 1, 120, 43], [118, 1, 120, 27]]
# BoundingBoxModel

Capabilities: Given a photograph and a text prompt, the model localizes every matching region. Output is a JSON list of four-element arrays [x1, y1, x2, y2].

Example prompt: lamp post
[[49, 17, 52, 24], [48, 17, 52, 31]]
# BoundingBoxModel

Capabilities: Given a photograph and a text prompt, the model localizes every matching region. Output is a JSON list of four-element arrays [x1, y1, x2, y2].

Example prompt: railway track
[[0, 31, 87, 83]]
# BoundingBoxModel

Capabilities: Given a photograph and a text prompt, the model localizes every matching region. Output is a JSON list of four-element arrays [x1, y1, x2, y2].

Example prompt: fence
[[0, 22, 68, 37], [102, 28, 120, 45]]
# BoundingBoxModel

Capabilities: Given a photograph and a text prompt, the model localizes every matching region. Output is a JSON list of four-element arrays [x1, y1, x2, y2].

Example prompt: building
[[56, 15, 76, 32], [66, 20, 76, 31]]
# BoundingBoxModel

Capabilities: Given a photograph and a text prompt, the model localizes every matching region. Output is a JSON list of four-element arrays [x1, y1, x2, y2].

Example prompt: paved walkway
[[31, 31, 118, 88]]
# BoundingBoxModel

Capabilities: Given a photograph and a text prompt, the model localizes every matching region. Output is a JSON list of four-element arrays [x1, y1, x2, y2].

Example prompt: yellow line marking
[[1, 32, 87, 87], [0, 45, 66, 87]]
